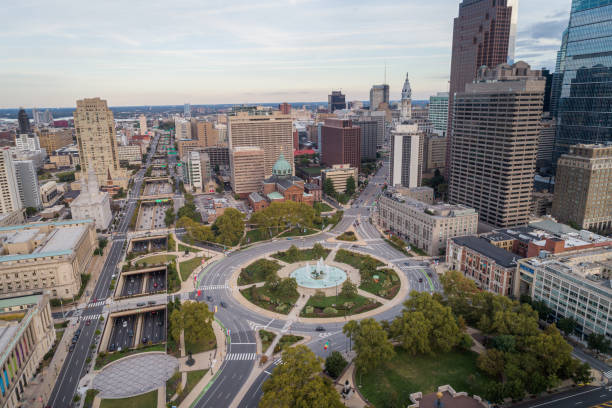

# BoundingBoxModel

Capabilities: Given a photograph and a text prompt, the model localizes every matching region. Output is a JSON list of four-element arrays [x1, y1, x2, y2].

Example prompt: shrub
[[323, 307, 338, 315]]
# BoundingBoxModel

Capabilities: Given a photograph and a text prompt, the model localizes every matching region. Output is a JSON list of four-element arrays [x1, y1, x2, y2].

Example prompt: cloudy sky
[[0, 0, 571, 108]]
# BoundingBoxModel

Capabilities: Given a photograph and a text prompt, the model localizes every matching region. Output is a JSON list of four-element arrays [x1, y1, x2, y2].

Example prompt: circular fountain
[[290, 258, 347, 289]]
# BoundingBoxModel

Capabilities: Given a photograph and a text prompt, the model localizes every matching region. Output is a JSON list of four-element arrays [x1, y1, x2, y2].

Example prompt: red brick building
[[321, 119, 361, 170]]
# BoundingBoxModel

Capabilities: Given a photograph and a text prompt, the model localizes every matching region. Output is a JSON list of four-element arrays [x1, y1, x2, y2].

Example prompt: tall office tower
[[184, 103, 191, 118], [449, 62, 544, 228], [230, 147, 265, 196], [17, 108, 30, 134], [370, 84, 390, 111], [552, 144, 612, 233], [428, 92, 449, 136], [320, 118, 361, 170], [552, 0, 612, 166], [14, 160, 41, 209], [74, 97, 128, 189], [537, 119, 556, 171], [191, 119, 219, 147], [424, 133, 448, 174], [446, 0, 518, 176], [228, 111, 293, 178], [139, 114, 148, 134], [390, 122, 423, 188], [328, 91, 346, 113], [15, 133, 40, 151], [356, 119, 377, 161], [36, 128, 73, 153], [279, 103, 291, 114], [541, 68, 554, 115], [399, 73, 412, 121], [0, 149, 22, 214], [175, 118, 192, 140]]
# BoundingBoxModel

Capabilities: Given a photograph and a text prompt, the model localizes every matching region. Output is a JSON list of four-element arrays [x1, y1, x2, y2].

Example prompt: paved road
[[47, 132, 161, 407], [121, 273, 143, 296], [108, 314, 136, 351], [142, 309, 165, 344], [512, 386, 612, 408]]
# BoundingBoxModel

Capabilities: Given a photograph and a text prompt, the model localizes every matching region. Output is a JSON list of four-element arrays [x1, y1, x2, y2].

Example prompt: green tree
[[170, 301, 214, 349], [25, 207, 38, 217], [212, 208, 245, 246], [276, 278, 298, 300], [312, 243, 327, 259], [477, 349, 505, 380], [324, 351, 348, 379], [164, 207, 175, 226], [345, 176, 356, 196], [391, 310, 432, 355], [286, 245, 300, 262], [343, 318, 394, 374], [556, 317, 577, 336], [339, 279, 357, 299], [260, 345, 343, 408], [323, 178, 336, 197], [587, 333, 611, 356]]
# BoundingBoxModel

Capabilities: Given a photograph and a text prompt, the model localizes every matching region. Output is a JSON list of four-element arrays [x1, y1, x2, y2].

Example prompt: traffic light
[[197, 290, 201, 297], [324, 341, 329, 350]]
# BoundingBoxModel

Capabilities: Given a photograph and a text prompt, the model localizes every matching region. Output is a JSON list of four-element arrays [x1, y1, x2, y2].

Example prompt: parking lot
[[136, 202, 171, 231], [108, 314, 136, 352], [141, 309, 166, 344]]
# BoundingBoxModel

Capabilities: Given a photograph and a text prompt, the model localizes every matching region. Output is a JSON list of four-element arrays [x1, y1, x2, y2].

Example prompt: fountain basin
[[290, 262, 347, 289]]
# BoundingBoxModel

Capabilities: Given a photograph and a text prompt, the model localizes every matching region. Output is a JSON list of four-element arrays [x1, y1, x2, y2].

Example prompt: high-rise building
[[328, 91, 346, 113], [191, 119, 219, 147], [70, 165, 112, 229], [552, 144, 612, 233], [399, 73, 412, 121], [74, 98, 128, 189], [424, 133, 448, 175], [448, 62, 544, 228], [552, 0, 612, 166], [537, 119, 556, 171], [228, 111, 293, 178], [139, 114, 148, 134], [356, 119, 377, 161], [446, 0, 518, 176], [17, 108, 30, 134], [390, 122, 423, 188], [184, 103, 191, 118], [32, 108, 53, 125], [14, 160, 41, 209], [279, 103, 291, 114], [230, 147, 265, 197], [0, 149, 22, 214], [35, 128, 73, 153], [428, 92, 449, 136], [411, 107, 432, 133], [14, 133, 40, 151], [175, 118, 192, 140], [320, 118, 361, 170], [370, 84, 389, 111]]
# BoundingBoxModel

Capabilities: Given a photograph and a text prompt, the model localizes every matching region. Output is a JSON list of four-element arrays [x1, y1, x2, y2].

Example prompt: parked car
[[316, 326, 325, 332]]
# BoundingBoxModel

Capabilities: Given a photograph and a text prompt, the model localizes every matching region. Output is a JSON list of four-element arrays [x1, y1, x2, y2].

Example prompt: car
[[418, 278, 423, 283], [315, 326, 325, 332], [75, 329, 82, 336], [86, 320, 91, 326], [153, 282, 158, 288], [72, 337, 78, 344], [147, 300, 156, 305], [220, 302, 227, 308], [69, 344, 75, 352], [122, 320, 128, 328], [157, 321, 163, 326], [206, 296, 213, 301], [136, 302, 146, 307]]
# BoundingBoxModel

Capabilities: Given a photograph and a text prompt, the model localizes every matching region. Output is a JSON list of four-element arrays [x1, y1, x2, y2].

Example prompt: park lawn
[[410, 245, 428, 256], [238, 259, 282, 285], [178, 243, 201, 253], [100, 390, 157, 408], [359, 268, 401, 300], [336, 231, 357, 241], [271, 247, 331, 263], [242, 228, 277, 245], [179, 256, 205, 280], [314, 202, 334, 213], [136, 254, 177, 266], [165, 371, 181, 402], [334, 249, 383, 271], [278, 227, 319, 238], [94, 344, 165, 370], [167, 369, 208, 405], [240, 285, 298, 315], [259, 330, 276, 353], [184, 325, 216, 354], [359, 349, 489, 408], [273, 335, 304, 353], [83, 389, 99, 408], [301, 293, 380, 318]]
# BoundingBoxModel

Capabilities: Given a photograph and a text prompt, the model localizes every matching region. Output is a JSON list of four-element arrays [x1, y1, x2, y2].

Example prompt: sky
[[0, 0, 572, 108]]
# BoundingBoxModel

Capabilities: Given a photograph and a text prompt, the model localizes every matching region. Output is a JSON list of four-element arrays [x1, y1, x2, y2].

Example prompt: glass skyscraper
[[552, 0, 612, 165]]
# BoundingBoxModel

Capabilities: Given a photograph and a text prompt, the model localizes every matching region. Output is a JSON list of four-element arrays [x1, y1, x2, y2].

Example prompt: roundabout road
[[192, 162, 444, 408]]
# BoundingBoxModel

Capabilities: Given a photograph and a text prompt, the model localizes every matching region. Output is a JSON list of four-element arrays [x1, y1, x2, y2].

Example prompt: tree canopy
[[250, 201, 316, 232], [343, 318, 394, 374], [169, 301, 214, 348]]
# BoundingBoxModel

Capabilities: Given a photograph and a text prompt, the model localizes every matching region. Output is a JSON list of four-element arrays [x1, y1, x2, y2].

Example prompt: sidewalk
[[335, 363, 368, 408]]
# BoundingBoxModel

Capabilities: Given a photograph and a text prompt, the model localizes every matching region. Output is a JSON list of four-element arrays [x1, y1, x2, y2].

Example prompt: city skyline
[[1, 0, 570, 108]]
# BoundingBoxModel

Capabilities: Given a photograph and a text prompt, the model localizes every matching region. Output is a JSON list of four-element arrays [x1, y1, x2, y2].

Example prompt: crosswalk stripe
[[226, 353, 256, 361], [604, 370, 612, 379], [199, 285, 229, 290]]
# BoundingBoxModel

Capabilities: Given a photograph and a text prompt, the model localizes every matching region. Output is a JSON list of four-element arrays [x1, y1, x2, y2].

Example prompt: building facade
[[377, 191, 478, 256], [14, 134, 40, 151], [74, 98, 128, 189], [117, 145, 142, 165], [35, 128, 73, 153], [370, 84, 390, 111], [0, 149, 22, 216], [70, 166, 112, 230], [0, 294, 55, 408], [230, 147, 265, 197], [552, 144, 612, 233], [320, 119, 361, 170], [390, 122, 423, 188], [356, 119, 377, 161], [429, 92, 449, 136], [328, 91, 346, 113], [537, 118, 556, 171], [175, 118, 192, 140], [191, 119, 219, 147], [424, 133, 447, 175], [185, 151, 212, 192], [321, 165, 358, 194], [13, 161, 41, 209], [448, 62, 544, 227]]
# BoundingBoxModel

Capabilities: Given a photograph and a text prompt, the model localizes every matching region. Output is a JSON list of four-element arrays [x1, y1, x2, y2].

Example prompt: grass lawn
[[100, 390, 157, 408], [271, 247, 331, 263], [359, 349, 489, 408], [278, 227, 318, 238], [259, 330, 276, 353], [359, 268, 401, 299], [240, 285, 298, 315], [237, 259, 282, 285], [314, 202, 334, 213], [178, 243, 201, 253], [179, 256, 205, 280], [94, 344, 166, 370], [384, 238, 411, 256], [83, 389, 99, 408], [242, 228, 278, 245], [337, 231, 357, 241], [410, 244, 428, 256], [43, 330, 65, 368], [273, 335, 304, 353], [136, 254, 177, 266], [166, 371, 181, 402], [301, 293, 381, 317], [334, 249, 383, 270]]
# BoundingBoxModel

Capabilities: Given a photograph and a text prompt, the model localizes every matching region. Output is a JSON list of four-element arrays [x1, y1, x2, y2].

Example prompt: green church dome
[[272, 153, 292, 177]]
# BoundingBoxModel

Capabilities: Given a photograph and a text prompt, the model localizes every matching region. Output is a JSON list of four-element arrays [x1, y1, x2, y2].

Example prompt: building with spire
[[70, 165, 112, 230], [400, 73, 412, 122]]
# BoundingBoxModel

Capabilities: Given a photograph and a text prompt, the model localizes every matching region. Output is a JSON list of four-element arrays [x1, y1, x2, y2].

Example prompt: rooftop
[[267, 192, 284, 200], [381, 191, 476, 218], [453, 236, 521, 268], [0, 294, 41, 311]]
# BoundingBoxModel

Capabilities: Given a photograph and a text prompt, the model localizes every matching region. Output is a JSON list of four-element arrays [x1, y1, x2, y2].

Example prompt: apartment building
[[35, 128, 73, 153], [0, 149, 22, 215], [230, 147, 265, 197]]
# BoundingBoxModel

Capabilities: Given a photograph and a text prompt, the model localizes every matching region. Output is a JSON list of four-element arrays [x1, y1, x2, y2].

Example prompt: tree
[[556, 317, 577, 336], [342, 318, 394, 374], [391, 310, 433, 355], [25, 207, 38, 217], [312, 243, 326, 259], [276, 278, 298, 300], [323, 178, 336, 197], [345, 176, 356, 196], [477, 349, 505, 380], [212, 208, 245, 246], [339, 279, 357, 299], [325, 351, 348, 379], [170, 301, 214, 351], [215, 185, 223, 194], [587, 333, 611, 356], [286, 245, 300, 262], [260, 345, 343, 408], [164, 207, 175, 227]]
